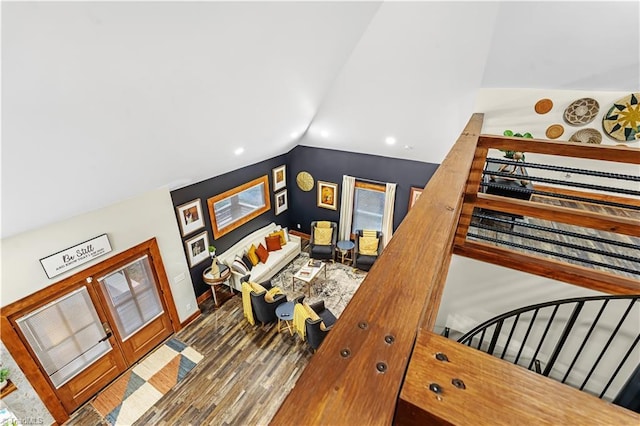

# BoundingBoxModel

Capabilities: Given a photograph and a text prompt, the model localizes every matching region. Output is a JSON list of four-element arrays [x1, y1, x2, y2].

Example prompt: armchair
[[249, 280, 287, 326], [305, 300, 337, 351], [310, 221, 337, 261], [353, 229, 383, 271]]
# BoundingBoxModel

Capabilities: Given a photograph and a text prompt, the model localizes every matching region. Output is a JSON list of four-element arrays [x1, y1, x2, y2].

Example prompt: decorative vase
[[210, 258, 220, 279]]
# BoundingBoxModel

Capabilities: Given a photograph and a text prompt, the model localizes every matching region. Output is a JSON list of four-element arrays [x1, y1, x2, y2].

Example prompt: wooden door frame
[[0, 238, 181, 424]]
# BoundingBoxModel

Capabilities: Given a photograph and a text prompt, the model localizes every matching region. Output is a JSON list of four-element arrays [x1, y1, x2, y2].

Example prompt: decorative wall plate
[[534, 98, 553, 114], [545, 124, 564, 139], [602, 93, 640, 142], [296, 171, 314, 191], [568, 128, 602, 144], [563, 98, 599, 125]]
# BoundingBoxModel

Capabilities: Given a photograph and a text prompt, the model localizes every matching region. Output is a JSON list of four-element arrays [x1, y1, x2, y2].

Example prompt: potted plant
[[0, 367, 10, 390], [208, 245, 216, 259]]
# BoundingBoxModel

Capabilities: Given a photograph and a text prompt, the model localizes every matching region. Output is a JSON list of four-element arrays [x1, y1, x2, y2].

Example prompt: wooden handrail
[[397, 331, 640, 425], [478, 135, 640, 164], [271, 114, 485, 425]]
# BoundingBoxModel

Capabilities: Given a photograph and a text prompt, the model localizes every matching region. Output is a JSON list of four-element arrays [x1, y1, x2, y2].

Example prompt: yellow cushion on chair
[[314, 227, 332, 245], [359, 236, 379, 256], [362, 229, 377, 238], [265, 287, 283, 302], [316, 221, 331, 228]]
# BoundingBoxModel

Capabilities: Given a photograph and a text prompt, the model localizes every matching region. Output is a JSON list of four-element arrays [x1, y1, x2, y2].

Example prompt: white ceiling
[[2, 1, 638, 238]]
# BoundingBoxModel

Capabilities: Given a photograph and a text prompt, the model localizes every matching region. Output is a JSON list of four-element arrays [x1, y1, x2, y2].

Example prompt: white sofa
[[216, 222, 301, 291]]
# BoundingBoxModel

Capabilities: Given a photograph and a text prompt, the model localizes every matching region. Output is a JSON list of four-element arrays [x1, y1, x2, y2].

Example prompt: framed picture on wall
[[275, 189, 288, 215], [185, 231, 210, 268], [176, 198, 205, 237], [317, 181, 338, 210], [272, 164, 286, 191], [408, 187, 423, 211]]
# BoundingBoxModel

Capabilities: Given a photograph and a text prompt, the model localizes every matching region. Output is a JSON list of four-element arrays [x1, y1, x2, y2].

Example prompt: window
[[351, 181, 385, 234], [207, 175, 271, 239], [97, 255, 163, 340]]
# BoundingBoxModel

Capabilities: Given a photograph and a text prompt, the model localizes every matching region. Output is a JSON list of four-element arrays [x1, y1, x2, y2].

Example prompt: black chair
[[305, 300, 337, 351], [353, 229, 383, 271], [249, 280, 287, 325], [309, 221, 337, 261]]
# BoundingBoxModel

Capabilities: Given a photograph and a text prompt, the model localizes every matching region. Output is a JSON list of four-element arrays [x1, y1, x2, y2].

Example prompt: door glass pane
[[97, 255, 164, 341], [352, 187, 385, 233], [16, 287, 111, 388]]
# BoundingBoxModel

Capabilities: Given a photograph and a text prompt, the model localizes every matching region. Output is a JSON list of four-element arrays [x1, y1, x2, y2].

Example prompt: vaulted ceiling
[[2, 1, 638, 238]]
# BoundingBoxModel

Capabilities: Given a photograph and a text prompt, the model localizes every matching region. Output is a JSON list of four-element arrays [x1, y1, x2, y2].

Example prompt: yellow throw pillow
[[362, 229, 377, 238], [316, 221, 331, 228], [247, 244, 259, 266], [304, 303, 321, 321], [359, 236, 379, 256], [265, 287, 283, 302], [250, 282, 267, 294], [269, 230, 287, 246], [314, 227, 332, 245]]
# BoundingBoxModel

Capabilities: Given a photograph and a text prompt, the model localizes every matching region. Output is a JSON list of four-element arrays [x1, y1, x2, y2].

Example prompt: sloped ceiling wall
[[2, 1, 638, 238]]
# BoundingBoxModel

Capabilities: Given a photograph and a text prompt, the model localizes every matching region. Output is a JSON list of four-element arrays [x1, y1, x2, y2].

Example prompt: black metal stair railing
[[456, 295, 640, 411]]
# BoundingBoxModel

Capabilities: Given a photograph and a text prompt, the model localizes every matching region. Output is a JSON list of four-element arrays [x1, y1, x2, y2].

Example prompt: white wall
[[0, 188, 198, 321], [437, 255, 605, 333]]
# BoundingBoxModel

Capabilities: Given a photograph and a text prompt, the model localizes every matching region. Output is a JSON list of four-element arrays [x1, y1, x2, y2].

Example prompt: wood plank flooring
[[65, 297, 313, 426]]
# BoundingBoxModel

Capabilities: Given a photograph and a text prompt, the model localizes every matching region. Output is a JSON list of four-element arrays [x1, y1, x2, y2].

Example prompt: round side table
[[336, 240, 355, 264], [276, 301, 295, 335], [203, 263, 231, 307]]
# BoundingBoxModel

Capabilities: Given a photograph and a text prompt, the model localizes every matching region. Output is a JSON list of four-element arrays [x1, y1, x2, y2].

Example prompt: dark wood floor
[[65, 296, 313, 426]]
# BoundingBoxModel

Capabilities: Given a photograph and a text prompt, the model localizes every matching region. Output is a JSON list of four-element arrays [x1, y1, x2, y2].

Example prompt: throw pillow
[[282, 227, 290, 243], [304, 303, 321, 322], [316, 221, 331, 228], [269, 230, 287, 246], [264, 287, 283, 302], [250, 282, 267, 294], [359, 236, 379, 256], [265, 234, 282, 252], [256, 243, 269, 263], [314, 226, 332, 245], [247, 244, 259, 266], [231, 256, 249, 275], [241, 253, 254, 271], [362, 229, 378, 238]]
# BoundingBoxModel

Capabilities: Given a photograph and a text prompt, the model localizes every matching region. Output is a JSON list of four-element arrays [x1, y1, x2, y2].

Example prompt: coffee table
[[292, 261, 326, 297]]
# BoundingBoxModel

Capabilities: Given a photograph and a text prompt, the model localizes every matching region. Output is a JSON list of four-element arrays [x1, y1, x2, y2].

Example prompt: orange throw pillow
[[256, 243, 269, 263], [265, 235, 282, 252]]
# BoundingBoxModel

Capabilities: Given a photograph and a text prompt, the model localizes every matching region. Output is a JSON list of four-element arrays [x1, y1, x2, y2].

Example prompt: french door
[[6, 239, 176, 414]]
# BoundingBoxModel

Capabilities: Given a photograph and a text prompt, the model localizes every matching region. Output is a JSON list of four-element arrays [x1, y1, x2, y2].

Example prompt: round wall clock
[[296, 171, 314, 191]]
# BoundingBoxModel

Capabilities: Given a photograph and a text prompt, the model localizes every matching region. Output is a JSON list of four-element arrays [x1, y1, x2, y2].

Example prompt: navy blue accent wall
[[287, 145, 438, 235], [171, 146, 438, 298], [170, 154, 289, 297]]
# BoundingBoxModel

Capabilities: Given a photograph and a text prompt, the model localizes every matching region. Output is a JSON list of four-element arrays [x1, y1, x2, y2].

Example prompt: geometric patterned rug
[[89, 338, 203, 426]]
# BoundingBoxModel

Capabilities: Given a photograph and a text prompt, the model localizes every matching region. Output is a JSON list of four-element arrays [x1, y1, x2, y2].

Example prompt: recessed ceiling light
[[385, 136, 397, 145], [234, 147, 245, 155], [403, 144, 414, 150], [320, 130, 329, 138], [290, 132, 299, 139]]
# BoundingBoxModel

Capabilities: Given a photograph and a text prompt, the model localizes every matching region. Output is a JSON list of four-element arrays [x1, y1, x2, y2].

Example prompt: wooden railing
[[272, 114, 640, 425]]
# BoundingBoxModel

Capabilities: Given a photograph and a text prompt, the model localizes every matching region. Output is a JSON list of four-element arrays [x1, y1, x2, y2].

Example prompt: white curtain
[[381, 183, 397, 247], [338, 175, 355, 241]]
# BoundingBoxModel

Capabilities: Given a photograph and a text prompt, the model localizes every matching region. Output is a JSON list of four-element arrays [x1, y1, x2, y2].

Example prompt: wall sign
[[40, 234, 112, 279]]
